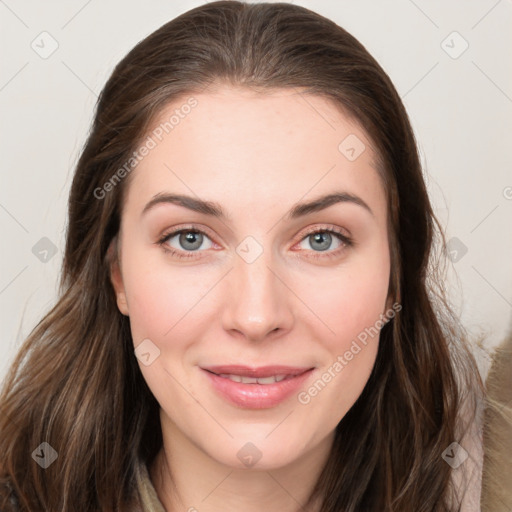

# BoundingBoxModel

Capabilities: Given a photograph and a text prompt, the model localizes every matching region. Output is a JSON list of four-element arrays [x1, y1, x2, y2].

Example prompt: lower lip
[[201, 368, 314, 409]]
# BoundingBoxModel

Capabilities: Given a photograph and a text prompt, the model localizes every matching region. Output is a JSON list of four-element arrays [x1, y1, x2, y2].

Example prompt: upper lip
[[201, 365, 314, 378]]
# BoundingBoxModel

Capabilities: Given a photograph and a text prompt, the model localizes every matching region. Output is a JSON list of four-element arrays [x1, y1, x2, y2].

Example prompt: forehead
[[122, 85, 386, 223]]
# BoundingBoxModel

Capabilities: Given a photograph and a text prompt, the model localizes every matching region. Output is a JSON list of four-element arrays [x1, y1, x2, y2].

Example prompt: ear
[[382, 291, 398, 323], [107, 237, 129, 316], [385, 295, 394, 312]]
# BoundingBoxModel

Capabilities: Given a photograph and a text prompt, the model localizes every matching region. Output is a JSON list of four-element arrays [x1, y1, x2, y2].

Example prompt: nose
[[221, 249, 294, 343]]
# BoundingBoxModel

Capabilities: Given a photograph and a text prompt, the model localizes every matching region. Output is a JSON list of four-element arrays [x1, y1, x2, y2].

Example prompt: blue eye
[[157, 225, 353, 261], [158, 228, 214, 259], [302, 231, 342, 251], [295, 228, 353, 260]]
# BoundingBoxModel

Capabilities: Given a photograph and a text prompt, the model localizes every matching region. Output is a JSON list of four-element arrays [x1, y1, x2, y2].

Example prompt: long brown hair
[[0, 2, 483, 510]]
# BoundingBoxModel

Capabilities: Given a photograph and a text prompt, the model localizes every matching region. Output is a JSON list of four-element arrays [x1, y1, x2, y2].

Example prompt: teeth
[[219, 373, 243, 382], [256, 376, 278, 384], [218, 373, 288, 384]]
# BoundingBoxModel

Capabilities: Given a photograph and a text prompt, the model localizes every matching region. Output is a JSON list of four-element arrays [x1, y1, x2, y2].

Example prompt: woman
[[0, 2, 484, 510]]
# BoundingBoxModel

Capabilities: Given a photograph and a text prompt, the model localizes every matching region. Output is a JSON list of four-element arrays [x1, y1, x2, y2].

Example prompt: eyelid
[[158, 223, 216, 241], [296, 223, 352, 241]]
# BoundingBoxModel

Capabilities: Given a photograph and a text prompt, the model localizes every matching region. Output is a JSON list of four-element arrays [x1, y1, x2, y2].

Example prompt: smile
[[216, 373, 289, 384], [201, 365, 315, 409]]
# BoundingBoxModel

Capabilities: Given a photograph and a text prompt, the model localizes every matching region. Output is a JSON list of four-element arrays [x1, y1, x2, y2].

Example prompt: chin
[[204, 432, 317, 471]]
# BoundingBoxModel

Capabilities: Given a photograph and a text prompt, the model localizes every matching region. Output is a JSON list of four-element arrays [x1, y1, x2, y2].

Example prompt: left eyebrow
[[286, 192, 374, 219]]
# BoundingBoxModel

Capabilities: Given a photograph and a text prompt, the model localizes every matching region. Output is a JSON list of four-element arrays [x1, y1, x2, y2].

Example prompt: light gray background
[[1, 0, 511, 384]]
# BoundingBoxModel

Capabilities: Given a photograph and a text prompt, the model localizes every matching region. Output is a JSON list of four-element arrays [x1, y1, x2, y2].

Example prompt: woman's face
[[110, 85, 392, 470]]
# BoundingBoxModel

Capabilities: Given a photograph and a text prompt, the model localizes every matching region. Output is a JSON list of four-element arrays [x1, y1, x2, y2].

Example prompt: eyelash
[[157, 224, 354, 261]]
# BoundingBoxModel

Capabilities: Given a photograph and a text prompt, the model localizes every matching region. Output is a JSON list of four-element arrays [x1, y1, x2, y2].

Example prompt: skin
[[110, 84, 392, 512]]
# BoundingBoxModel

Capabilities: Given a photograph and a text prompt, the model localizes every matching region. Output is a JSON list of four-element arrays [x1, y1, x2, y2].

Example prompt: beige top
[[134, 459, 167, 512]]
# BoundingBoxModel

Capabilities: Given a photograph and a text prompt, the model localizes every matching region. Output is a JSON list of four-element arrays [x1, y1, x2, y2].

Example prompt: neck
[[149, 410, 333, 512]]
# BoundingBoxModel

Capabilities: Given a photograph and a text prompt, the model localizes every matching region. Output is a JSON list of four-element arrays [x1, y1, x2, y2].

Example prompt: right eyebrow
[[141, 193, 229, 220]]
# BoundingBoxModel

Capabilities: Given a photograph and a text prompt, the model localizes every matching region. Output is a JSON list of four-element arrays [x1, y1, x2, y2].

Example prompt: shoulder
[[134, 458, 167, 512]]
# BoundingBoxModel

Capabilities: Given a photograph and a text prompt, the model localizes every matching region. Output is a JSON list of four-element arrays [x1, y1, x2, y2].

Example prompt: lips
[[215, 374, 288, 384], [203, 365, 312, 378], [200, 364, 315, 409]]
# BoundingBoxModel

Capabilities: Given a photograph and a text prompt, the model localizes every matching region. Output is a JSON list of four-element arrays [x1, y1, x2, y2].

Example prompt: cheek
[[122, 259, 200, 344], [298, 256, 389, 348], [294, 251, 389, 411], [311, 277, 384, 385]]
